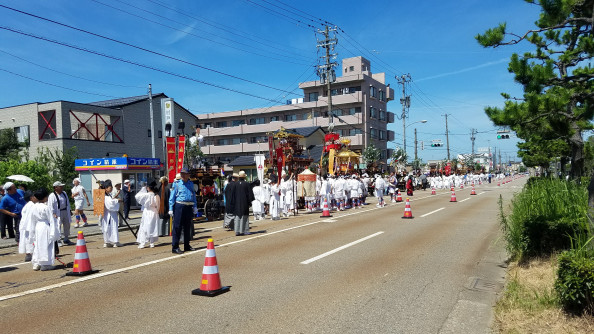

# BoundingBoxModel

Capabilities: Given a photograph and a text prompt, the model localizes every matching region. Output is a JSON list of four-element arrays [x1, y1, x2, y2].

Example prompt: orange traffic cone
[[460, 183, 464, 189], [396, 189, 403, 202], [402, 198, 413, 219], [450, 189, 457, 202], [66, 231, 98, 276], [497, 181, 501, 186], [192, 239, 230, 297], [470, 185, 477, 195], [320, 197, 332, 218], [431, 187, 436, 195]]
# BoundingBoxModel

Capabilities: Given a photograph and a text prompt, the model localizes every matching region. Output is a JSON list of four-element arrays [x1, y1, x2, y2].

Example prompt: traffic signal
[[430, 143, 443, 147], [497, 134, 510, 139]]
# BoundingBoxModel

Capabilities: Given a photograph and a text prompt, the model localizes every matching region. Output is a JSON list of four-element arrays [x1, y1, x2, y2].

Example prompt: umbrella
[[7, 175, 35, 183]]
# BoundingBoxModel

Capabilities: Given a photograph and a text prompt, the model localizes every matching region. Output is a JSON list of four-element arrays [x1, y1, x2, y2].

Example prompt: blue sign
[[75, 157, 160, 171]]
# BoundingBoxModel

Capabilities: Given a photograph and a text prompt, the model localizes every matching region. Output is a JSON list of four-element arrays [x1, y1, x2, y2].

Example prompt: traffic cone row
[[402, 198, 413, 219], [470, 185, 477, 195], [66, 231, 98, 276], [192, 238, 230, 297], [320, 197, 332, 218], [450, 188, 457, 202], [396, 189, 403, 202]]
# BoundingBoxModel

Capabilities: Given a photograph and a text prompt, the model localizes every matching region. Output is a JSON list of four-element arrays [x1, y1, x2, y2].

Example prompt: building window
[[231, 137, 242, 145], [216, 121, 228, 128], [202, 123, 211, 129], [158, 130, 162, 138], [348, 107, 361, 115], [349, 66, 354, 72], [379, 130, 386, 140], [13, 125, 29, 145], [38, 110, 57, 140], [308, 92, 319, 102], [369, 107, 378, 119], [370, 128, 378, 139], [370, 86, 377, 98], [379, 110, 386, 121], [350, 128, 362, 136], [270, 116, 280, 122], [379, 90, 385, 102], [249, 136, 267, 144], [249, 117, 266, 125], [348, 86, 361, 93], [216, 139, 229, 146], [148, 129, 151, 137], [332, 109, 343, 117], [331, 89, 339, 96], [232, 120, 245, 127], [285, 114, 297, 121]]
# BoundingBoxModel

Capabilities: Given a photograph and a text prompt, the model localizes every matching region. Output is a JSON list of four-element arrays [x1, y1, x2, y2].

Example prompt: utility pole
[[470, 128, 477, 156], [443, 114, 450, 161], [396, 74, 411, 156], [414, 128, 418, 161], [316, 25, 338, 133], [148, 84, 155, 159]]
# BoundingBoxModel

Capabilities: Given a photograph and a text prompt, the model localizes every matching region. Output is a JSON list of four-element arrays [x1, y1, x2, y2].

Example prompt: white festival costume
[[135, 189, 160, 246], [101, 194, 120, 244], [18, 201, 36, 254], [71, 184, 86, 210], [31, 203, 60, 267]]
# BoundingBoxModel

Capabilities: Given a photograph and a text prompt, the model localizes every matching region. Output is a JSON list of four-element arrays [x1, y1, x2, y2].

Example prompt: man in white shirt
[[71, 178, 90, 228], [48, 181, 73, 246]]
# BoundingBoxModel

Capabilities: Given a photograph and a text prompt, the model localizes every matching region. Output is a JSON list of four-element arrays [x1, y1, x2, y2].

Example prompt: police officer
[[168, 168, 197, 254]]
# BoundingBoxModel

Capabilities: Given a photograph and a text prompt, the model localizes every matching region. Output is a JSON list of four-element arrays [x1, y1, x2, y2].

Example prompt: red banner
[[177, 135, 186, 174], [166, 136, 176, 182], [276, 146, 284, 183]]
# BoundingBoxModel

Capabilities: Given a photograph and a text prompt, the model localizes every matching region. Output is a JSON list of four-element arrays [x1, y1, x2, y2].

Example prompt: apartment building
[[196, 56, 396, 167]]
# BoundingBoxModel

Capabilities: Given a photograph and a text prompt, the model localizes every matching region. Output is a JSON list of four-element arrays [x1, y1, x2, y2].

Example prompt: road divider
[[300, 231, 384, 265]]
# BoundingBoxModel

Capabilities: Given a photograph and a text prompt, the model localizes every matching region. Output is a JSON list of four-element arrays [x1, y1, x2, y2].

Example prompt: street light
[[403, 119, 427, 157]]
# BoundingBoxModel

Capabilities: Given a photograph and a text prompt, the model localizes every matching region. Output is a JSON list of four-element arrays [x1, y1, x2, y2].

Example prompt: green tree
[[0, 128, 23, 162], [389, 147, 407, 167], [476, 0, 594, 182], [0, 159, 52, 191], [35, 146, 79, 193], [362, 144, 381, 168]]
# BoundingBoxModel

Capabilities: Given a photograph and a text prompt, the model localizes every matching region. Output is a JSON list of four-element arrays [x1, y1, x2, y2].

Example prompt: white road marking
[[460, 198, 470, 202], [0, 262, 27, 269], [300, 231, 384, 265], [477, 192, 486, 196], [420, 207, 445, 218]]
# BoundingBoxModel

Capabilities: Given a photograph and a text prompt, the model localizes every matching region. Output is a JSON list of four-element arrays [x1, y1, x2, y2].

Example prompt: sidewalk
[[0, 209, 144, 249]]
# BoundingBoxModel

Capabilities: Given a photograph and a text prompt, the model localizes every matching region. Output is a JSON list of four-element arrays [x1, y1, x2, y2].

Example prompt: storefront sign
[[75, 157, 160, 171]]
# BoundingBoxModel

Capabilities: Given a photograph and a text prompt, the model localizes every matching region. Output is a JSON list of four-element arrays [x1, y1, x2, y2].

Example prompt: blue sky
[[0, 0, 542, 163]]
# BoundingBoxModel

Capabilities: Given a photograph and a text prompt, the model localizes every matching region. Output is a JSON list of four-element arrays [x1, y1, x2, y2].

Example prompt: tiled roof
[[89, 93, 166, 108], [228, 156, 257, 167], [291, 126, 325, 137]]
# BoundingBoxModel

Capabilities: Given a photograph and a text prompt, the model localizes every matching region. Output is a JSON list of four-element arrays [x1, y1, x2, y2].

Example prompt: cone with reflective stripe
[[192, 239, 230, 297], [431, 187, 436, 195], [402, 198, 413, 219], [66, 231, 98, 276], [470, 184, 477, 195], [320, 197, 332, 218], [396, 189, 403, 202], [450, 188, 457, 202]]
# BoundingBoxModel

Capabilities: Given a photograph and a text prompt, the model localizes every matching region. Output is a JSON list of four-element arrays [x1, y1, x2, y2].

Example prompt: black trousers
[[171, 203, 193, 250], [123, 198, 131, 219], [0, 213, 14, 239]]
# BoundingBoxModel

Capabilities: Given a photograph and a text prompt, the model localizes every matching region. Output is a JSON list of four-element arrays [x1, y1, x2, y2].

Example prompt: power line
[[243, 0, 318, 30], [0, 4, 302, 96]]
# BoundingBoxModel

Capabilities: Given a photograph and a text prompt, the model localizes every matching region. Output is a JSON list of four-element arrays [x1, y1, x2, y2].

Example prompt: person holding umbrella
[[0, 182, 26, 241]]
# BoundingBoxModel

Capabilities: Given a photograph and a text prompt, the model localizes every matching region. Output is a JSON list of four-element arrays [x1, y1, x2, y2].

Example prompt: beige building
[[196, 56, 395, 168]]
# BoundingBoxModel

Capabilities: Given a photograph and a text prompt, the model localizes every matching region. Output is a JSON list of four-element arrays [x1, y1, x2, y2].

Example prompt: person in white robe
[[281, 173, 295, 217], [135, 182, 160, 248], [251, 181, 264, 221], [31, 189, 60, 271], [373, 174, 386, 208], [269, 180, 281, 221], [100, 180, 121, 248], [18, 192, 37, 262]]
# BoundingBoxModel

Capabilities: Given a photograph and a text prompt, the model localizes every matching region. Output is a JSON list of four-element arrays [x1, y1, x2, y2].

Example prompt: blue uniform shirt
[[169, 179, 197, 210], [0, 191, 26, 216]]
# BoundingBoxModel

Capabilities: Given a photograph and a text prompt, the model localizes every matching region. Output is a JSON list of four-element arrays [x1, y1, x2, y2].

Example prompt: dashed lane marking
[[300, 231, 384, 264], [420, 207, 445, 218]]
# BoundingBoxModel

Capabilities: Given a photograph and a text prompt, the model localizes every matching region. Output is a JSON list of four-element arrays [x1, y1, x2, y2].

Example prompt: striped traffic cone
[[450, 188, 457, 202], [192, 239, 230, 297], [470, 185, 477, 195], [320, 197, 332, 218], [396, 189, 403, 202], [402, 198, 413, 219], [431, 187, 436, 195], [66, 231, 98, 276]]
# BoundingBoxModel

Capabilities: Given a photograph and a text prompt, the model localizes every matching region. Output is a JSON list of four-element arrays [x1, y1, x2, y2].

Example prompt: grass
[[495, 257, 594, 333]]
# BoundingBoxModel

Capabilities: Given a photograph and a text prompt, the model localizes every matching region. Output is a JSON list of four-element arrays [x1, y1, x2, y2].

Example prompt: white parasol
[[7, 175, 35, 183]]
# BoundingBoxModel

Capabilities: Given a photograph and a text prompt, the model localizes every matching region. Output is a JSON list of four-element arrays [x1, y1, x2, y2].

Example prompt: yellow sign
[[328, 149, 335, 175]]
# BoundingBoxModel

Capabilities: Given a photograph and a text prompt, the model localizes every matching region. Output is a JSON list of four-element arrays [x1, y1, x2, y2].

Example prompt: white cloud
[[416, 58, 509, 82]]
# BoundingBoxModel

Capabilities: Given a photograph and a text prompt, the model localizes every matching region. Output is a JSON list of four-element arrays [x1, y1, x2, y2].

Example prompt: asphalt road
[[0, 178, 524, 333]]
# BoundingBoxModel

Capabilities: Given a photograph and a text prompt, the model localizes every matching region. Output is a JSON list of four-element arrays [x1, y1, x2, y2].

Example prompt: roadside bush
[[502, 177, 589, 260], [555, 249, 594, 315]]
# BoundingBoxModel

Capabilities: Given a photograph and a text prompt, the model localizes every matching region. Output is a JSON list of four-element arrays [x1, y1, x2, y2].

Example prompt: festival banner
[[276, 146, 284, 183], [328, 149, 335, 175], [268, 135, 274, 165], [166, 136, 176, 182], [177, 135, 186, 174], [255, 154, 266, 183]]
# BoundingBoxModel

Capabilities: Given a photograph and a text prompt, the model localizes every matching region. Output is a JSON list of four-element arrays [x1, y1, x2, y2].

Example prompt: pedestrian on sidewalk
[[31, 188, 60, 271], [269, 175, 281, 221], [223, 174, 237, 230], [233, 171, 254, 236], [71, 178, 90, 227], [122, 179, 132, 220], [135, 181, 160, 249], [48, 181, 74, 246], [100, 180, 121, 248], [168, 168, 197, 254], [0, 182, 25, 240]]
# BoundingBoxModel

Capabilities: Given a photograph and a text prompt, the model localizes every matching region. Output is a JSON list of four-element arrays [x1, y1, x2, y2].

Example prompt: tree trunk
[[569, 124, 584, 180], [588, 173, 594, 210]]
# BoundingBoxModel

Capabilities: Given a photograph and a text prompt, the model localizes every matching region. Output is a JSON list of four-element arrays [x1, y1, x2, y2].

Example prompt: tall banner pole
[[166, 137, 176, 182], [177, 135, 186, 172]]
